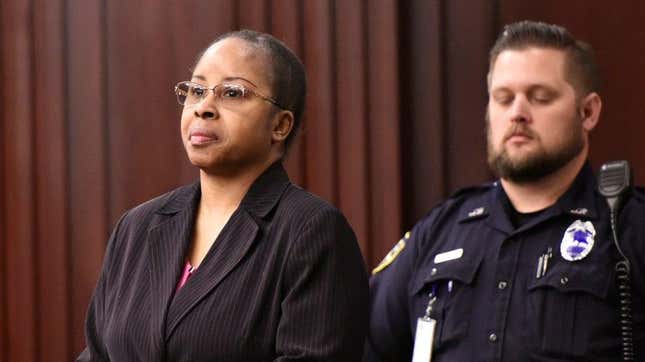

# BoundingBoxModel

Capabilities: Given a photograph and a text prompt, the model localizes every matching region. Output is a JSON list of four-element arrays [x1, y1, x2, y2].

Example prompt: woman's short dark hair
[[196, 30, 307, 153], [488, 21, 600, 96]]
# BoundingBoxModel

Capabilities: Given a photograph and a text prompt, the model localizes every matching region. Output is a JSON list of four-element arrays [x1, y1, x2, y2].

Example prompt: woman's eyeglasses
[[174, 81, 284, 110]]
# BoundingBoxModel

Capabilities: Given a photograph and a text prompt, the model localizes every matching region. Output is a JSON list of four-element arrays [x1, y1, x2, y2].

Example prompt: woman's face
[[180, 37, 281, 176]]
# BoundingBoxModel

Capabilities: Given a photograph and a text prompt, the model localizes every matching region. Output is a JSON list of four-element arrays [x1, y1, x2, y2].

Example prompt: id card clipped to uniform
[[412, 290, 437, 362], [412, 316, 436, 362]]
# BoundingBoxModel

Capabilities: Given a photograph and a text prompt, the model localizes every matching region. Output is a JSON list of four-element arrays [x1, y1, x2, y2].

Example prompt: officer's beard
[[485, 110, 585, 184]]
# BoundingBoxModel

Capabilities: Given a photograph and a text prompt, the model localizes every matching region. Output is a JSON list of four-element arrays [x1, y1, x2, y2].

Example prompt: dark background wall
[[2, 0, 644, 360]]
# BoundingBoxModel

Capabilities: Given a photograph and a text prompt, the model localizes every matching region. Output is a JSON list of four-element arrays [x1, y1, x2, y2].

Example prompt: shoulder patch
[[372, 232, 410, 275]]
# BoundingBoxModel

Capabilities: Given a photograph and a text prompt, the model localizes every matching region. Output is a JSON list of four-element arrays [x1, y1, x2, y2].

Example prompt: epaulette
[[440, 183, 496, 223], [446, 182, 496, 201]]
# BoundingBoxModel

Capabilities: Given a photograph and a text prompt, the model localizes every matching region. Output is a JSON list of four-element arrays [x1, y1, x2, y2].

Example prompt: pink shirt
[[176, 260, 195, 291]]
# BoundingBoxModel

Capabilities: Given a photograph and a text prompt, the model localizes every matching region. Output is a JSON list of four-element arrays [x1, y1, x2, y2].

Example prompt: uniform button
[[489, 333, 498, 343], [560, 276, 569, 285], [498, 281, 508, 290], [430, 268, 437, 276]]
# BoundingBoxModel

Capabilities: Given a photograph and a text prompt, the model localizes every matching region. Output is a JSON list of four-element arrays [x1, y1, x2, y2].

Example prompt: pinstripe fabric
[[76, 162, 369, 361]]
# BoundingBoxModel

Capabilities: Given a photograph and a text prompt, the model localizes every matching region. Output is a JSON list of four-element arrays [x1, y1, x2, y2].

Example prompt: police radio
[[597, 160, 634, 361]]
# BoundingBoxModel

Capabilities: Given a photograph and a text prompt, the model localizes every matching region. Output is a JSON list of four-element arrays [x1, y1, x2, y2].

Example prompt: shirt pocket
[[411, 250, 485, 349], [525, 260, 615, 357]]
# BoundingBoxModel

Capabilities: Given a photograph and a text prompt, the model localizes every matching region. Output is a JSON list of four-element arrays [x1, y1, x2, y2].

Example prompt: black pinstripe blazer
[[77, 162, 369, 361]]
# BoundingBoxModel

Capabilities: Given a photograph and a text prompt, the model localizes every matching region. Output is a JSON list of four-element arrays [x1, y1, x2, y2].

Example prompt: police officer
[[365, 21, 645, 362]]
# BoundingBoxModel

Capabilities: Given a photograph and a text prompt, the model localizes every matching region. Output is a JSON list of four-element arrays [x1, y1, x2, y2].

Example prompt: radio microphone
[[598, 160, 634, 361]]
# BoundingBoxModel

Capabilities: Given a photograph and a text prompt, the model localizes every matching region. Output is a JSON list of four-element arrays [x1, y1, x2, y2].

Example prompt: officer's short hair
[[196, 29, 307, 153], [488, 21, 600, 96]]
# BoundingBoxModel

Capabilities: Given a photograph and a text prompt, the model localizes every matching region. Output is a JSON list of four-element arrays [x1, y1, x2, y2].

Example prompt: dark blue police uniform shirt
[[366, 163, 645, 361]]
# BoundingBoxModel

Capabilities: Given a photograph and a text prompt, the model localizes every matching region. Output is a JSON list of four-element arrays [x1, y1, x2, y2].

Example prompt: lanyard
[[413, 284, 438, 362], [422, 285, 437, 320]]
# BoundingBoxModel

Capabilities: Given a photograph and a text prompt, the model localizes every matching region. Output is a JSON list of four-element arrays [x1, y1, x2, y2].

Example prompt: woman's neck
[[197, 158, 275, 213]]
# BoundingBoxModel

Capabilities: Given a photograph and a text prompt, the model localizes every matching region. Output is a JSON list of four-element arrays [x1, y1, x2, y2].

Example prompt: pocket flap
[[527, 261, 613, 299], [411, 249, 484, 295]]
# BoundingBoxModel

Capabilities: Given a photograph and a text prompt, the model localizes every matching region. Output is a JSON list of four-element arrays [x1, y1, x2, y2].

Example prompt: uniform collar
[[483, 162, 600, 235], [552, 162, 599, 219], [155, 161, 291, 220]]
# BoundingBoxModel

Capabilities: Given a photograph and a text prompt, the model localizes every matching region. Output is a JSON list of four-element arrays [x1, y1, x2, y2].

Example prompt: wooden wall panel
[[399, 0, 496, 232], [139, 0, 189, 195], [0, 43, 5, 361], [107, 0, 183, 221], [302, 0, 337, 202], [106, 0, 147, 219], [0, 125, 4, 362], [365, 0, 402, 262], [335, 0, 370, 255], [239, 0, 270, 32], [1, 1, 38, 361], [400, 1, 447, 226], [443, 1, 495, 190], [0, 0, 6, 359], [66, 0, 109, 355], [33, 0, 69, 360]]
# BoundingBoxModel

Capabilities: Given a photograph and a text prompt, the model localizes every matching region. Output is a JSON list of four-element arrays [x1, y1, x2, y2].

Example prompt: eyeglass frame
[[173, 80, 286, 110]]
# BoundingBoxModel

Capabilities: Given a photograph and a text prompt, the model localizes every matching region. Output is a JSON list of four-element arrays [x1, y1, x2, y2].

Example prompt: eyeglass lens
[[175, 82, 250, 107]]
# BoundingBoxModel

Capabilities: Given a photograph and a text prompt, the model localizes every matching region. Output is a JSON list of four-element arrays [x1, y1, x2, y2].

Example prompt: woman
[[77, 30, 368, 361]]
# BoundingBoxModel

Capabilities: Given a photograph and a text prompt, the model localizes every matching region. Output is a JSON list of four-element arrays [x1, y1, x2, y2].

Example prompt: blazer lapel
[[164, 208, 259, 339], [164, 162, 291, 340], [147, 183, 199, 355]]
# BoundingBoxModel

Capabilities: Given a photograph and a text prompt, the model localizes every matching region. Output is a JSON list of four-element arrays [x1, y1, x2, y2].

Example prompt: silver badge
[[560, 220, 596, 261]]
